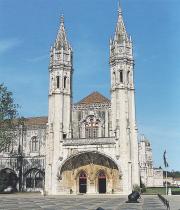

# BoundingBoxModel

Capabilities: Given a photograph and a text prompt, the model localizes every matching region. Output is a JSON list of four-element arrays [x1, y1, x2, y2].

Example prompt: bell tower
[[45, 15, 73, 194], [110, 4, 139, 193]]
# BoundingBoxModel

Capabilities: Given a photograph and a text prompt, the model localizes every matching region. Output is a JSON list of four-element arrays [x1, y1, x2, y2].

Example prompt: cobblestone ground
[[0, 194, 177, 210], [165, 196, 180, 210]]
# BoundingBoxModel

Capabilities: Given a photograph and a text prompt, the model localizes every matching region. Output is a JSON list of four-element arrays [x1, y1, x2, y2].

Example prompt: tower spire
[[113, 1, 129, 43], [60, 14, 64, 24], [118, 0, 122, 16], [55, 14, 70, 50]]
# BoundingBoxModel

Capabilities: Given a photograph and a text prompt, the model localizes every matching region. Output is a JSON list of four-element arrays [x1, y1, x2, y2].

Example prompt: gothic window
[[85, 127, 91, 138], [31, 136, 38, 152], [78, 111, 82, 121], [25, 169, 44, 189], [112, 72, 116, 84], [56, 76, 60, 88], [4, 144, 11, 153], [35, 171, 43, 188], [120, 70, 123, 83], [85, 117, 99, 138], [64, 76, 67, 89], [93, 127, 98, 138], [26, 173, 33, 188], [127, 71, 130, 84]]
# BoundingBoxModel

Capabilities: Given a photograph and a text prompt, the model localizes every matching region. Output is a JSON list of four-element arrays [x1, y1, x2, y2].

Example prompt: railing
[[157, 194, 170, 210], [63, 137, 115, 146]]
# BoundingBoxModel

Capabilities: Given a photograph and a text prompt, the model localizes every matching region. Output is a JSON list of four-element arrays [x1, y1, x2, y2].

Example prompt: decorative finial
[[60, 14, 64, 24], [118, 0, 122, 15]]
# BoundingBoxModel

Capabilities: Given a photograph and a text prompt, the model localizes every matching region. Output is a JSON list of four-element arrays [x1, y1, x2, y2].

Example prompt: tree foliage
[[163, 171, 180, 178], [0, 84, 19, 152]]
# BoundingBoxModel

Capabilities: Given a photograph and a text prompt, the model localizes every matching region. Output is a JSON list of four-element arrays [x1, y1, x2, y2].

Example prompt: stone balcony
[[63, 137, 116, 146]]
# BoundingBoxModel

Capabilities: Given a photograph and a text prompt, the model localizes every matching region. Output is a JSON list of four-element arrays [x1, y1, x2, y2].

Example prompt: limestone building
[[45, 5, 139, 195], [0, 5, 141, 194], [139, 135, 163, 187]]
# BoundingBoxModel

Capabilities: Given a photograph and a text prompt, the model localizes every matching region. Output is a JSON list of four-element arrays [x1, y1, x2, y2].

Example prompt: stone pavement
[[165, 196, 180, 210], [0, 193, 173, 210]]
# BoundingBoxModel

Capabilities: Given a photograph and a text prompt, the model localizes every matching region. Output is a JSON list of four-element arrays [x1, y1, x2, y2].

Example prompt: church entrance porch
[[57, 151, 122, 194]]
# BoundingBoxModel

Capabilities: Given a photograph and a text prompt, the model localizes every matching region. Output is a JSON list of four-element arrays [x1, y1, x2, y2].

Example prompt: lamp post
[[17, 120, 25, 192], [163, 150, 169, 196]]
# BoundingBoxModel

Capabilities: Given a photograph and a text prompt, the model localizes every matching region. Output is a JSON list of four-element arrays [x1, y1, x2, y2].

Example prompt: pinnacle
[[60, 14, 64, 25], [118, 0, 122, 16], [55, 14, 70, 50]]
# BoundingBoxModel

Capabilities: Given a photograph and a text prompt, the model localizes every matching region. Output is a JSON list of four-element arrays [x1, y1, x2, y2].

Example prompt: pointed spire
[[55, 14, 70, 50], [60, 14, 64, 24], [118, 0, 122, 16], [114, 1, 128, 43]]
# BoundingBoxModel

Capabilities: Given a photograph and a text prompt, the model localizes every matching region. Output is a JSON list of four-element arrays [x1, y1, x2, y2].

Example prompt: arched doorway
[[0, 168, 17, 192], [98, 171, 106, 194], [24, 168, 44, 191], [79, 171, 87, 193], [58, 151, 121, 194]]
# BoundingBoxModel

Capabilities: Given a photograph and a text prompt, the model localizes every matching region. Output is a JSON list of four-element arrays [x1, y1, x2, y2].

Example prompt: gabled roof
[[24, 116, 48, 126], [75, 92, 110, 105]]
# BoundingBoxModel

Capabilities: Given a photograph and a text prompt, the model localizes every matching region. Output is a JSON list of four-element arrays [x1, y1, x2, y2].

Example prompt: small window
[[4, 144, 10, 153], [127, 71, 130, 84], [63, 133, 67, 139], [31, 136, 38, 152], [57, 76, 60, 88], [113, 72, 115, 83], [64, 76, 67, 89], [120, 70, 123, 83]]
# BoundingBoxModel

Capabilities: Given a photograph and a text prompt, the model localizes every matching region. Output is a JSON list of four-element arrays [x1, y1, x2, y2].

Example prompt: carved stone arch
[[95, 168, 110, 180], [74, 169, 88, 180], [57, 151, 122, 179], [24, 168, 45, 191]]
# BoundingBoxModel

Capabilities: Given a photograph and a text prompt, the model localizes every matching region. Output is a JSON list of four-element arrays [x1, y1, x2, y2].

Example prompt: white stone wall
[[139, 136, 163, 187]]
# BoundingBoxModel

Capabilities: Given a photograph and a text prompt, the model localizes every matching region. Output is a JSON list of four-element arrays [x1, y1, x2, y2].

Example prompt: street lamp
[[17, 119, 25, 192]]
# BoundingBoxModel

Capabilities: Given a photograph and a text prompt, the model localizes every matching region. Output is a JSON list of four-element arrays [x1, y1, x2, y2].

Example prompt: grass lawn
[[142, 187, 180, 195]]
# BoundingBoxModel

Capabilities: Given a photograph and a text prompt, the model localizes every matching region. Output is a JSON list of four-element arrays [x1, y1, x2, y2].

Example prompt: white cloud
[[0, 38, 22, 54]]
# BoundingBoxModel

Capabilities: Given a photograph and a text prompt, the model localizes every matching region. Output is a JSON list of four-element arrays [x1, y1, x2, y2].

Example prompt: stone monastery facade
[[45, 4, 139, 195], [0, 4, 162, 194]]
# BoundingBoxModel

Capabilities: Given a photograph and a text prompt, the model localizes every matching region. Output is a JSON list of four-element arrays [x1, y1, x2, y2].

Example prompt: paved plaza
[[0, 194, 179, 210]]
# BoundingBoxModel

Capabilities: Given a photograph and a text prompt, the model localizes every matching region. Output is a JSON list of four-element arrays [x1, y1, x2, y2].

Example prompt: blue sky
[[0, 0, 180, 171]]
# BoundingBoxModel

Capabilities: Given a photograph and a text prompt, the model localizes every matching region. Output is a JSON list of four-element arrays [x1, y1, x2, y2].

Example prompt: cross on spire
[[118, 0, 122, 16]]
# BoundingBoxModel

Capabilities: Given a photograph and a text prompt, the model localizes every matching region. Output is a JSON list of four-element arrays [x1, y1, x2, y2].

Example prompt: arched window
[[120, 70, 123, 83], [64, 76, 67, 89], [31, 136, 38, 152], [35, 171, 44, 188], [25, 169, 44, 190], [127, 71, 130, 84], [85, 117, 99, 139], [56, 76, 60, 88], [112, 72, 116, 84], [4, 144, 11, 153]]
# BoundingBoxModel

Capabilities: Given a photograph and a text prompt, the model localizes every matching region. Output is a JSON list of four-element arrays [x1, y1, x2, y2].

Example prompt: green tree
[[0, 83, 19, 152]]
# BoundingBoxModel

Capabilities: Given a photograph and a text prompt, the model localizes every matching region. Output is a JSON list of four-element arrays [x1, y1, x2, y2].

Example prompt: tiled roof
[[23, 116, 48, 126], [75, 91, 110, 105]]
